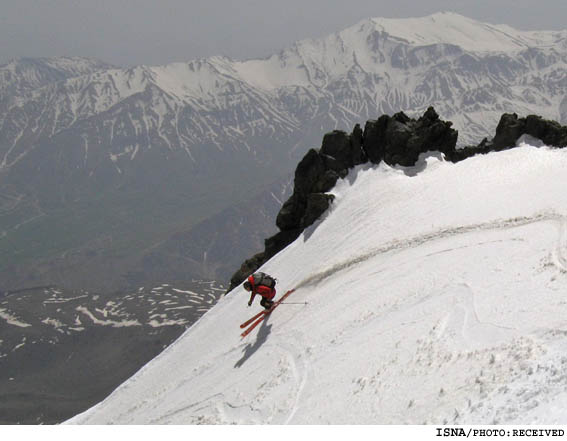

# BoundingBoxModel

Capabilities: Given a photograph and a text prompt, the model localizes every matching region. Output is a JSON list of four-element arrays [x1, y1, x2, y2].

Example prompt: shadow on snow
[[234, 314, 272, 368]]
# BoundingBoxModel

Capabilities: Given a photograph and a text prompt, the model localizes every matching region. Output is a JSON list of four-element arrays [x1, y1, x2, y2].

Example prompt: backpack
[[252, 272, 276, 289]]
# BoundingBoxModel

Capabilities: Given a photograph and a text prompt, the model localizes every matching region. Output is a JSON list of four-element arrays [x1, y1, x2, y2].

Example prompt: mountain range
[[0, 280, 225, 424], [2, 12, 567, 293]]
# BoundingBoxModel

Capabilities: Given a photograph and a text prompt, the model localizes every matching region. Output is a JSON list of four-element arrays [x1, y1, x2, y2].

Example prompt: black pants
[[260, 297, 274, 309]]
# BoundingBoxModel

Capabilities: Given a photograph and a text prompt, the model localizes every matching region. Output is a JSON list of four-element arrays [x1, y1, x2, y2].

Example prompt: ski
[[240, 310, 268, 329], [240, 288, 296, 329], [241, 289, 296, 338], [240, 314, 268, 338]]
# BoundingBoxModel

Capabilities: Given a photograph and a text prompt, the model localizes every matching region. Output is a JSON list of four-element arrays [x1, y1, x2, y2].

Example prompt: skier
[[243, 272, 277, 310]]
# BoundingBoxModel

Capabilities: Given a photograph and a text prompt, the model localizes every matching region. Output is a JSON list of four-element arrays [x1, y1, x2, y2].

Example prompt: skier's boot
[[260, 298, 274, 310]]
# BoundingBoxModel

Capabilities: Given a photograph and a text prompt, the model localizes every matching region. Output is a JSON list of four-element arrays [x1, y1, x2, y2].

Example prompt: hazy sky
[[2, 0, 567, 67]]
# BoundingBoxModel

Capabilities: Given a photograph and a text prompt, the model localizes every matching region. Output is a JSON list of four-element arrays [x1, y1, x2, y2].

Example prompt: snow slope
[[68, 144, 567, 424]]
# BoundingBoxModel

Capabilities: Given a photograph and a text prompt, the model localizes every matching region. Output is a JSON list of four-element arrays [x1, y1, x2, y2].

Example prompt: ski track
[[296, 211, 565, 290], [280, 336, 311, 424], [222, 339, 309, 424], [551, 216, 567, 273]]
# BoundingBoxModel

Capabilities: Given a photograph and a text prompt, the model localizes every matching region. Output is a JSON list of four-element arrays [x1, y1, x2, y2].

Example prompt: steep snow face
[[68, 144, 567, 424]]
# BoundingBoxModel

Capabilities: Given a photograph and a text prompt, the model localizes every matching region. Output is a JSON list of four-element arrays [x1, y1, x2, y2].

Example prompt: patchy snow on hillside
[[67, 144, 567, 425]]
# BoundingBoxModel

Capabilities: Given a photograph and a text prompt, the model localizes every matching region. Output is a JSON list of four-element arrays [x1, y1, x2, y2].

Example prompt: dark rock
[[320, 129, 365, 170], [491, 113, 526, 150], [363, 107, 458, 166], [314, 169, 342, 193], [228, 252, 266, 292], [319, 125, 365, 169], [393, 111, 412, 124], [276, 192, 305, 231], [492, 112, 567, 149], [383, 117, 413, 166], [294, 148, 326, 196], [302, 193, 335, 228], [264, 228, 302, 259], [276, 146, 346, 232], [446, 113, 567, 163], [525, 114, 567, 147], [416, 107, 458, 154], [320, 153, 348, 177], [350, 124, 365, 165], [445, 138, 491, 162], [320, 130, 352, 168], [362, 114, 389, 163]]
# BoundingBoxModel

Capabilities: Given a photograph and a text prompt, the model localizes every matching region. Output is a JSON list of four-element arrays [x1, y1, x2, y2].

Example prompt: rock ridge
[[227, 107, 567, 292]]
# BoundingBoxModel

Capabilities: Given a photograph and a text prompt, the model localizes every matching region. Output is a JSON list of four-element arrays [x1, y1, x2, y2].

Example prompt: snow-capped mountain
[[3, 12, 567, 171], [67, 140, 567, 424], [0, 56, 114, 101], [3, 12, 567, 293]]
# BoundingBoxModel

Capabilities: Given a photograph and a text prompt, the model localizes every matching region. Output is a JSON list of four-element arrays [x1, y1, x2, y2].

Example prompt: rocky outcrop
[[363, 107, 458, 166], [445, 113, 567, 162], [227, 107, 567, 292], [228, 125, 366, 291]]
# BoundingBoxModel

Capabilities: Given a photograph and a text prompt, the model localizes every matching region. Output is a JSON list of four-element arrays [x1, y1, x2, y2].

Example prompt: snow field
[[68, 145, 567, 424]]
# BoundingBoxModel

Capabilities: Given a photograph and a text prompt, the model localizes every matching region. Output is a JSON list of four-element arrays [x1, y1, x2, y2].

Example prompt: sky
[[2, 0, 567, 67]]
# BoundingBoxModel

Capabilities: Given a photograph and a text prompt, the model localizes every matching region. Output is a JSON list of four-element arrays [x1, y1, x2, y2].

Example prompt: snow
[[232, 12, 567, 92], [41, 318, 65, 329], [0, 308, 31, 328], [75, 306, 141, 328], [149, 57, 248, 101], [233, 55, 311, 90], [368, 12, 566, 53], [67, 144, 567, 424]]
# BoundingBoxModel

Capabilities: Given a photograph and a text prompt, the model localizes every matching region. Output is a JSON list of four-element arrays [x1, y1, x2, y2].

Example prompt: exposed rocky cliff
[[228, 107, 567, 291]]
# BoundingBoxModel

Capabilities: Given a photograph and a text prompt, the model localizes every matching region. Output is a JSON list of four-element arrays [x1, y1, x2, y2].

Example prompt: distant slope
[[0, 56, 114, 100], [68, 144, 567, 424], [0, 281, 225, 424]]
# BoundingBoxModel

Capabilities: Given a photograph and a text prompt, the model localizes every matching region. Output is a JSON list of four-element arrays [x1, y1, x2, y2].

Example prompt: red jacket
[[248, 274, 276, 304]]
